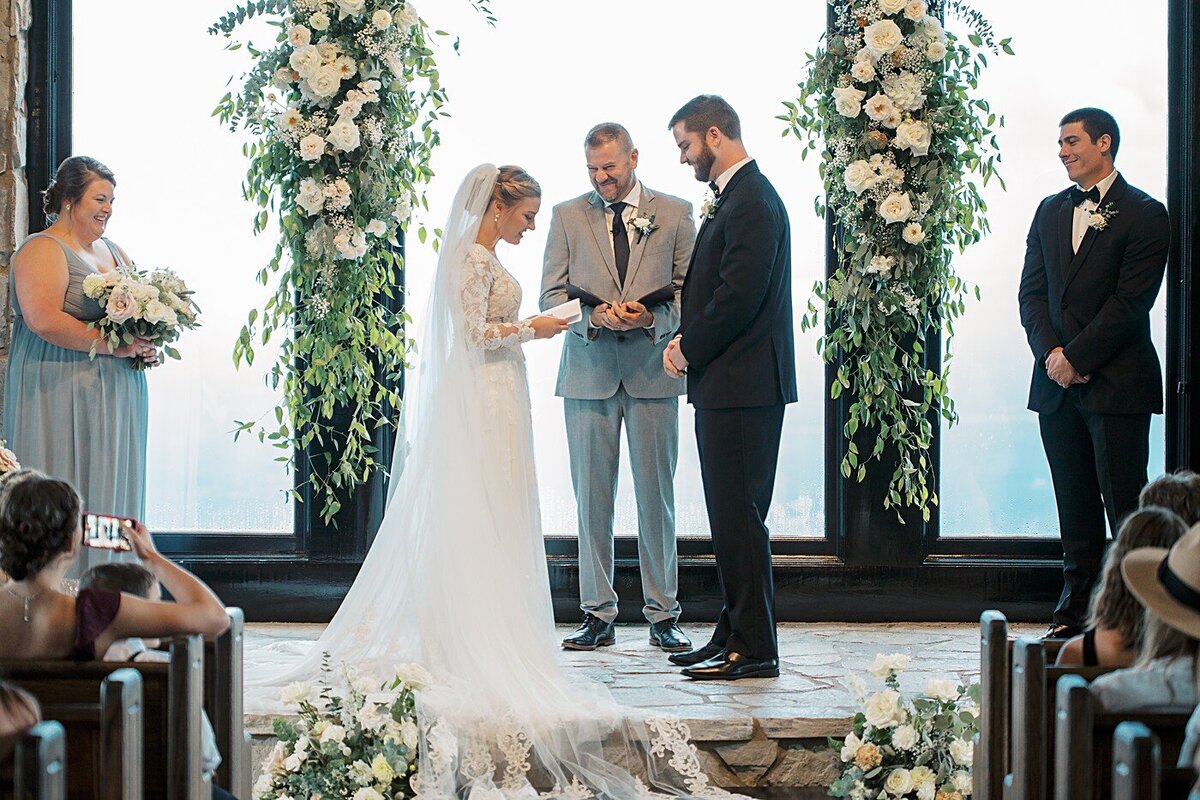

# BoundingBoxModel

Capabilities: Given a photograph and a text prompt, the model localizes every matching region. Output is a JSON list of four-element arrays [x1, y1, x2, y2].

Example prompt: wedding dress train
[[244, 165, 735, 799]]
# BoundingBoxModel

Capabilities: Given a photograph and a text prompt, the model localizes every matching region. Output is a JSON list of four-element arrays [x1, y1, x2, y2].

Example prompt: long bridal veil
[[244, 165, 736, 798]]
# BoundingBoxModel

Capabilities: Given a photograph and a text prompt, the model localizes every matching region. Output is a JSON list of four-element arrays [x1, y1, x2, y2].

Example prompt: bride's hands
[[530, 315, 569, 339]]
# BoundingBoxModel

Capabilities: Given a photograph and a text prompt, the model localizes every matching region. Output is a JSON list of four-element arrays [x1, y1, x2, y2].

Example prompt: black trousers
[[1038, 390, 1151, 628], [694, 404, 785, 660]]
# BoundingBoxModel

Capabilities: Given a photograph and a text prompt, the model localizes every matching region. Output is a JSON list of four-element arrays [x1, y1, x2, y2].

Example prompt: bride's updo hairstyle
[[42, 155, 116, 224], [492, 165, 541, 206]]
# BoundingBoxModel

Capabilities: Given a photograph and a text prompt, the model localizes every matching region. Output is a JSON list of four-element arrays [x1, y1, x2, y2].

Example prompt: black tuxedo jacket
[[679, 160, 797, 409], [1018, 173, 1169, 415]]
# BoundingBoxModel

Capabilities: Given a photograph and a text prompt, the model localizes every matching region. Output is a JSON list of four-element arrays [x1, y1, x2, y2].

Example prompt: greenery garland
[[781, 0, 1011, 521], [211, 0, 492, 522]]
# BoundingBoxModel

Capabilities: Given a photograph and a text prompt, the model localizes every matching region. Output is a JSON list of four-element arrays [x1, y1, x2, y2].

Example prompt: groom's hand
[[663, 338, 687, 379]]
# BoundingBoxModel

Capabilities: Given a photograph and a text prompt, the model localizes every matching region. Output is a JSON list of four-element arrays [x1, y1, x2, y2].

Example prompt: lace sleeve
[[460, 249, 534, 350]]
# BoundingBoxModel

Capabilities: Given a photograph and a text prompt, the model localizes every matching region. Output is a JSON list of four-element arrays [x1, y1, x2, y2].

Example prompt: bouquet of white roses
[[81, 266, 200, 370], [829, 652, 979, 800], [254, 657, 429, 800]]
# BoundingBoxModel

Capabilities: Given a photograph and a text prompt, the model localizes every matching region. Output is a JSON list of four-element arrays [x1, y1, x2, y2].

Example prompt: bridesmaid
[[4, 156, 154, 574]]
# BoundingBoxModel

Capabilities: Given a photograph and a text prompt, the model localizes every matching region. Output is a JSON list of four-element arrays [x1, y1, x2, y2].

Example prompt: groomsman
[[540, 123, 696, 653], [1018, 107, 1169, 638], [664, 95, 796, 680]]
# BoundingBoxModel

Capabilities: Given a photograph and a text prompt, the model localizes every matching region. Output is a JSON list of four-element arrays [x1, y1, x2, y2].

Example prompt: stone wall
[[0, 0, 29, 421]]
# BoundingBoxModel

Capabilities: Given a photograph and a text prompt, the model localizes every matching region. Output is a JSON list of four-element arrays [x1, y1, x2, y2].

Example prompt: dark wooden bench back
[[976, 610, 1009, 800], [1, 720, 67, 800], [1054, 675, 1193, 800], [204, 607, 250, 799]]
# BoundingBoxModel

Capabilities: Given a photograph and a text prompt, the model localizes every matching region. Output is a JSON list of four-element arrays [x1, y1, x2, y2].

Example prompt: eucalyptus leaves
[[781, 0, 1010, 520], [212, 0, 492, 522]]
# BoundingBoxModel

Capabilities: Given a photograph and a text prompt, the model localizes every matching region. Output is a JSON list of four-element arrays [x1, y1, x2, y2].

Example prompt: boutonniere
[[701, 191, 721, 221], [631, 213, 659, 243], [1087, 202, 1118, 231]]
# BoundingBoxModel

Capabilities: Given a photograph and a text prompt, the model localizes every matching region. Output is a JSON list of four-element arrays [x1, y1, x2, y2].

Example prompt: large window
[[409, 1, 828, 538], [939, 0, 1169, 537], [73, 3, 292, 532]]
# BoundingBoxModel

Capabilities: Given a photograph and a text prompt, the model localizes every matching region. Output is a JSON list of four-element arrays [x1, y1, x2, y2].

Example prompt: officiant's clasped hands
[[590, 300, 653, 331]]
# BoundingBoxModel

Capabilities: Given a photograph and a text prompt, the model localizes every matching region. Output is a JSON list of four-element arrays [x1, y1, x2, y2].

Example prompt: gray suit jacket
[[540, 185, 695, 400]]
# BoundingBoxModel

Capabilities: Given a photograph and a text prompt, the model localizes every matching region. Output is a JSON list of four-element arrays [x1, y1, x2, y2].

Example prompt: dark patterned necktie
[[610, 201, 630, 286]]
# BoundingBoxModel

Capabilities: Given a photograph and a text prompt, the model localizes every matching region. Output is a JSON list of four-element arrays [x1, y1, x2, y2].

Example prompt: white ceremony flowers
[[289, 44, 321, 78], [372, 9, 393, 28], [878, 192, 914, 224], [868, 652, 911, 678], [926, 40, 948, 61], [337, 0, 367, 18], [894, 119, 932, 156], [864, 92, 897, 123], [287, 24, 311, 47], [948, 737, 974, 766], [883, 768, 914, 796], [851, 58, 876, 83], [327, 116, 362, 152], [365, 219, 388, 237], [834, 85, 867, 118], [904, 0, 927, 21], [299, 133, 325, 161], [878, 0, 907, 13], [866, 255, 895, 276], [890, 724, 920, 750], [923, 678, 960, 703], [863, 19, 904, 59], [881, 71, 925, 111], [844, 160, 878, 195], [309, 10, 330, 30], [394, 2, 420, 30], [902, 222, 925, 245], [864, 690, 906, 729], [298, 178, 325, 216]]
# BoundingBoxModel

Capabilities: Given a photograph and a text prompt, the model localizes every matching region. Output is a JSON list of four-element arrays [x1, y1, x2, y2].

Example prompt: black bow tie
[[708, 181, 720, 197], [1070, 186, 1101, 206]]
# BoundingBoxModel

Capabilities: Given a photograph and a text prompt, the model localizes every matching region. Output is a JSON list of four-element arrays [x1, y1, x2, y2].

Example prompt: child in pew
[[79, 562, 225, 781], [1056, 507, 1187, 667], [1090, 522, 1200, 712]]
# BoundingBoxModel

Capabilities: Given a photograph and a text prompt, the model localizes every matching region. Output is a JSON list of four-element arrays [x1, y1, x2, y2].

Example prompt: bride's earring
[[493, 212, 500, 225]]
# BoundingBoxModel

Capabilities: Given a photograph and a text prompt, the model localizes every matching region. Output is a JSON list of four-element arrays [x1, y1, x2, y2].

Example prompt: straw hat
[[1122, 521, 1200, 640]]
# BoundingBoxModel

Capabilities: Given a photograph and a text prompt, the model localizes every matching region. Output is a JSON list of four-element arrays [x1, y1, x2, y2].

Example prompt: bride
[[248, 164, 735, 799]]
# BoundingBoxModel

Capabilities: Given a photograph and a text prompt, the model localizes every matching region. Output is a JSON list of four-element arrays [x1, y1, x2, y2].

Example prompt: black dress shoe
[[649, 620, 693, 653], [668, 641, 724, 667], [682, 650, 780, 681], [1041, 623, 1084, 640], [561, 614, 616, 650]]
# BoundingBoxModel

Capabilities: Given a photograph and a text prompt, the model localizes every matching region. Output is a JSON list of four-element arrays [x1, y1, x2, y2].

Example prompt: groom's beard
[[691, 143, 716, 183]]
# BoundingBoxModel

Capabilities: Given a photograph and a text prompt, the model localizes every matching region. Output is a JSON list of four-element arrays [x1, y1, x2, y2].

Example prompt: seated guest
[[1140, 469, 1200, 526], [80, 563, 224, 780], [1057, 507, 1187, 667], [0, 469, 229, 659], [1091, 522, 1200, 711]]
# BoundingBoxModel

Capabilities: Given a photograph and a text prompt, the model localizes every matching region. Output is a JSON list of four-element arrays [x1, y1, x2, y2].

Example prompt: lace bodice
[[461, 244, 534, 350]]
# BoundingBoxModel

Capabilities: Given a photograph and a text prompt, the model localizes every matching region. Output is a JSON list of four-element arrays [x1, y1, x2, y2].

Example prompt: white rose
[[878, 0, 907, 13], [297, 179, 325, 216], [840, 731, 863, 762], [843, 160, 878, 196], [863, 689, 906, 728], [851, 59, 876, 83], [143, 299, 176, 326], [891, 724, 919, 750], [327, 116, 362, 152], [365, 219, 388, 236], [288, 44, 321, 79], [316, 42, 341, 62], [952, 770, 973, 793], [307, 64, 343, 98], [395, 2, 420, 29], [105, 289, 138, 324], [905, 0, 927, 20], [271, 67, 295, 89], [949, 737, 974, 766], [864, 92, 896, 122], [309, 11, 330, 30], [924, 677, 960, 702], [902, 222, 925, 245], [895, 119, 932, 156], [833, 85, 867, 118], [279, 681, 312, 705], [319, 724, 346, 744], [352, 789, 383, 800], [336, 97, 363, 119], [863, 19, 904, 59], [882, 71, 925, 111], [926, 40, 948, 61], [393, 196, 413, 224], [394, 661, 433, 688], [917, 785, 935, 800], [910, 766, 936, 789], [283, 753, 303, 772], [334, 230, 354, 258], [82, 273, 107, 299], [337, 0, 366, 18], [287, 24, 311, 47], [878, 192, 914, 224], [866, 255, 894, 276], [921, 16, 946, 43], [883, 109, 903, 129], [299, 133, 325, 161], [372, 9, 393, 29], [884, 768, 915, 797], [867, 652, 912, 678]]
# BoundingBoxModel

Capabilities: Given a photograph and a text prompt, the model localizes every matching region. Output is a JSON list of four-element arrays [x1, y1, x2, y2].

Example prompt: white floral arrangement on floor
[[829, 653, 979, 800], [254, 657, 432, 800], [82, 267, 201, 370]]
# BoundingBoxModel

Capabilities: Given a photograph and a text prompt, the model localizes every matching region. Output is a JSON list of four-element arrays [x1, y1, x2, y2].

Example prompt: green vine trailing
[[780, 0, 1011, 521], [211, 0, 492, 522]]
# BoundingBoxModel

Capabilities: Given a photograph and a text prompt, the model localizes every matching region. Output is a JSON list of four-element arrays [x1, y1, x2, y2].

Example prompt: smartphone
[[82, 512, 136, 552]]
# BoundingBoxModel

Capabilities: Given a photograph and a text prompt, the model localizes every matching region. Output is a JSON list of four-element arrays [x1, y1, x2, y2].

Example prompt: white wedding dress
[[245, 165, 734, 799]]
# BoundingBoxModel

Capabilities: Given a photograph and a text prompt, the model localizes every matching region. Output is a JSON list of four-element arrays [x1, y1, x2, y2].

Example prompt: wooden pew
[[1054, 675, 1193, 800], [204, 606, 251, 800], [1111, 721, 1197, 800], [1, 720, 67, 800], [1003, 638, 1114, 800], [1, 635, 209, 800], [0, 667, 140, 799]]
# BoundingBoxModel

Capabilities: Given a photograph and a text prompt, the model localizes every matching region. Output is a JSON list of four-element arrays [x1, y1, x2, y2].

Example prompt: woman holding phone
[[0, 470, 228, 659]]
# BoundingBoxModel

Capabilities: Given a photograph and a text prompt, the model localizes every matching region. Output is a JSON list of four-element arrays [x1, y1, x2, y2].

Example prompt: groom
[[664, 95, 796, 681], [540, 122, 696, 653]]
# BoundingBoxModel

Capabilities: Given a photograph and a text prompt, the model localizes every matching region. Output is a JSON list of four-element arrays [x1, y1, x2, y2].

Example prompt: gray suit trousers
[[566, 386, 680, 624]]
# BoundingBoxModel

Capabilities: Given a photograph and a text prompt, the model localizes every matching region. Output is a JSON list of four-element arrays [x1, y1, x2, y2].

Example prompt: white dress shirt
[[712, 157, 753, 195], [1071, 168, 1119, 253]]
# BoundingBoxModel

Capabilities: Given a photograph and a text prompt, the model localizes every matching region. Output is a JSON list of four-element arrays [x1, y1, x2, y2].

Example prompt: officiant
[[540, 122, 696, 654]]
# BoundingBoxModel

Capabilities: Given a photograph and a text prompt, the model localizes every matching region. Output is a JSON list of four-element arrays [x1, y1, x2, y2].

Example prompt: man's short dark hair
[[80, 562, 157, 598], [668, 95, 742, 141], [584, 123, 634, 153], [1060, 107, 1120, 159]]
